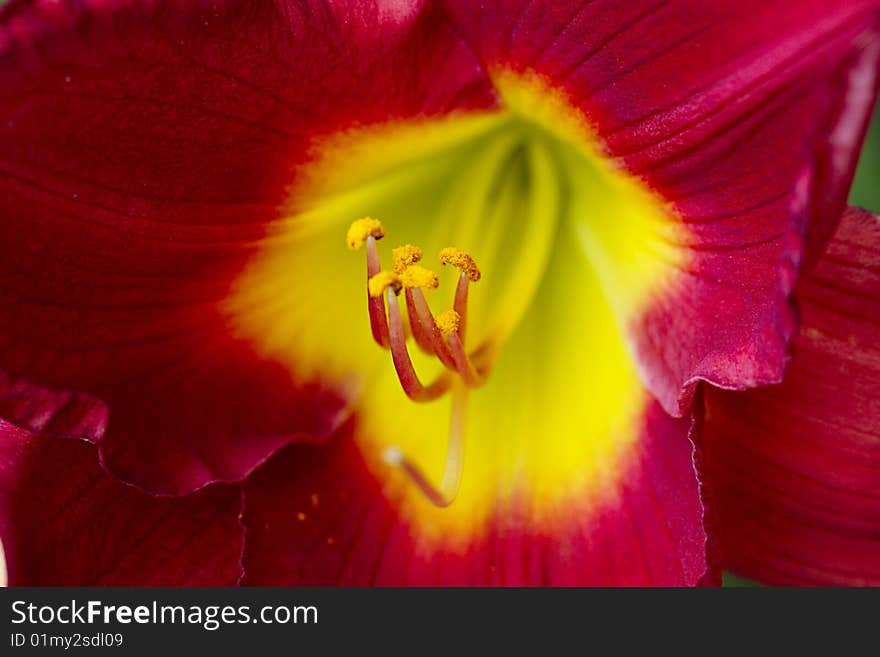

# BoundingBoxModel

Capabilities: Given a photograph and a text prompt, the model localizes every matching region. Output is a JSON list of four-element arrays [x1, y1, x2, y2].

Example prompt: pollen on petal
[[439, 247, 481, 281], [392, 244, 423, 273], [368, 271, 401, 298], [435, 309, 461, 336], [398, 265, 439, 290], [346, 217, 385, 250]]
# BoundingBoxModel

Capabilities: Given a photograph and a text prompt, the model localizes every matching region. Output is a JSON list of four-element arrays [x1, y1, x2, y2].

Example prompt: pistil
[[382, 382, 467, 508]]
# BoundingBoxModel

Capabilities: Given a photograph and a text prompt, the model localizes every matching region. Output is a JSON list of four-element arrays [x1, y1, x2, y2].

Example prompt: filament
[[453, 272, 469, 342], [383, 383, 468, 508], [386, 289, 451, 402], [408, 288, 458, 370], [366, 236, 390, 348], [405, 289, 437, 355]]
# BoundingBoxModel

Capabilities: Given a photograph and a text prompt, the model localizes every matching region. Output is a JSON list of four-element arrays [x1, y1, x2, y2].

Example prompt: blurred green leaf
[[849, 103, 880, 213], [722, 573, 761, 587]]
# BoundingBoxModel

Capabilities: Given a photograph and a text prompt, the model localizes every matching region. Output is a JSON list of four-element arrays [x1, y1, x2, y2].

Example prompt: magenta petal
[[0, 420, 242, 585], [704, 208, 880, 585], [240, 401, 715, 586], [438, 0, 880, 414], [0, 1, 491, 494]]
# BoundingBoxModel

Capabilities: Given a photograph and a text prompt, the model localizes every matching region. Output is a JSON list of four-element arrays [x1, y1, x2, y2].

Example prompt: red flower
[[0, 0, 878, 586]]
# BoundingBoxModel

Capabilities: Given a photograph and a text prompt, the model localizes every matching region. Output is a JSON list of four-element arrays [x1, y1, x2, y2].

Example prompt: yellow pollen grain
[[346, 216, 385, 250], [391, 244, 423, 273], [439, 247, 481, 281], [368, 271, 401, 298], [398, 264, 439, 290], [296, 512, 307, 521], [435, 309, 461, 336]]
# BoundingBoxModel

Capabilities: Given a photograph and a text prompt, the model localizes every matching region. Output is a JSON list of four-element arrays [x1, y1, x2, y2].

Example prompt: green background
[[851, 104, 880, 214]]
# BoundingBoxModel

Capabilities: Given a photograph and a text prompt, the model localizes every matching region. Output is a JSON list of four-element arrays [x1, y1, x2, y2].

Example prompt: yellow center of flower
[[224, 69, 687, 552]]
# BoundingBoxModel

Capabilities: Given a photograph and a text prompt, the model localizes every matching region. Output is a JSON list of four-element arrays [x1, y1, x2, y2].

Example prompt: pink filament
[[386, 289, 451, 402], [366, 236, 390, 348], [453, 272, 469, 342], [446, 331, 483, 387], [405, 289, 436, 355], [408, 288, 458, 371]]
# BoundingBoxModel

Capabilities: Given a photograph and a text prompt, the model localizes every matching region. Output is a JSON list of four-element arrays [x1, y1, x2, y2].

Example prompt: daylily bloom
[[0, 0, 879, 586]]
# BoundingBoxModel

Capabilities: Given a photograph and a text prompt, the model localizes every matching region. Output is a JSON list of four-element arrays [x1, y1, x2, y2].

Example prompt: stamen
[[346, 216, 385, 251], [437, 250, 483, 383], [435, 309, 461, 336], [408, 288, 458, 370], [405, 289, 438, 355], [398, 264, 439, 291], [366, 237, 390, 348], [348, 218, 390, 348], [387, 250, 435, 354], [383, 383, 467, 508], [392, 244, 423, 273], [386, 288, 451, 402], [440, 248, 479, 342], [347, 224, 488, 510], [368, 271, 402, 298], [439, 247, 481, 281]]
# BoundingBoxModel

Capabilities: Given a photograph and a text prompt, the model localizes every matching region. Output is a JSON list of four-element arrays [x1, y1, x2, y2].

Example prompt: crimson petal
[[0, 0, 491, 494], [438, 0, 880, 414], [0, 419, 242, 585], [704, 207, 880, 585], [240, 401, 716, 586]]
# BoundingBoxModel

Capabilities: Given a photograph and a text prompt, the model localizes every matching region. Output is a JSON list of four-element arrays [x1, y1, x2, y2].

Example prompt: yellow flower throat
[[225, 68, 688, 549]]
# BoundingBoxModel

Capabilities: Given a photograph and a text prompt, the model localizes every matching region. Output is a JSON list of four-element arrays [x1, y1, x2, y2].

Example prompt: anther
[[435, 309, 461, 337], [346, 217, 385, 251], [439, 247, 481, 281], [390, 248, 435, 354], [398, 264, 439, 291], [392, 245, 423, 273], [369, 271, 402, 298]]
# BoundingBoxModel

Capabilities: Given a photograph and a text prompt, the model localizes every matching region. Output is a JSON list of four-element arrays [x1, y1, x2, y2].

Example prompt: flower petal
[[703, 207, 880, 585], [0, 0, 490, 494], [438, 0, 880, 414], [241, 407, 713, 586], [0, 419, 242, 585]]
